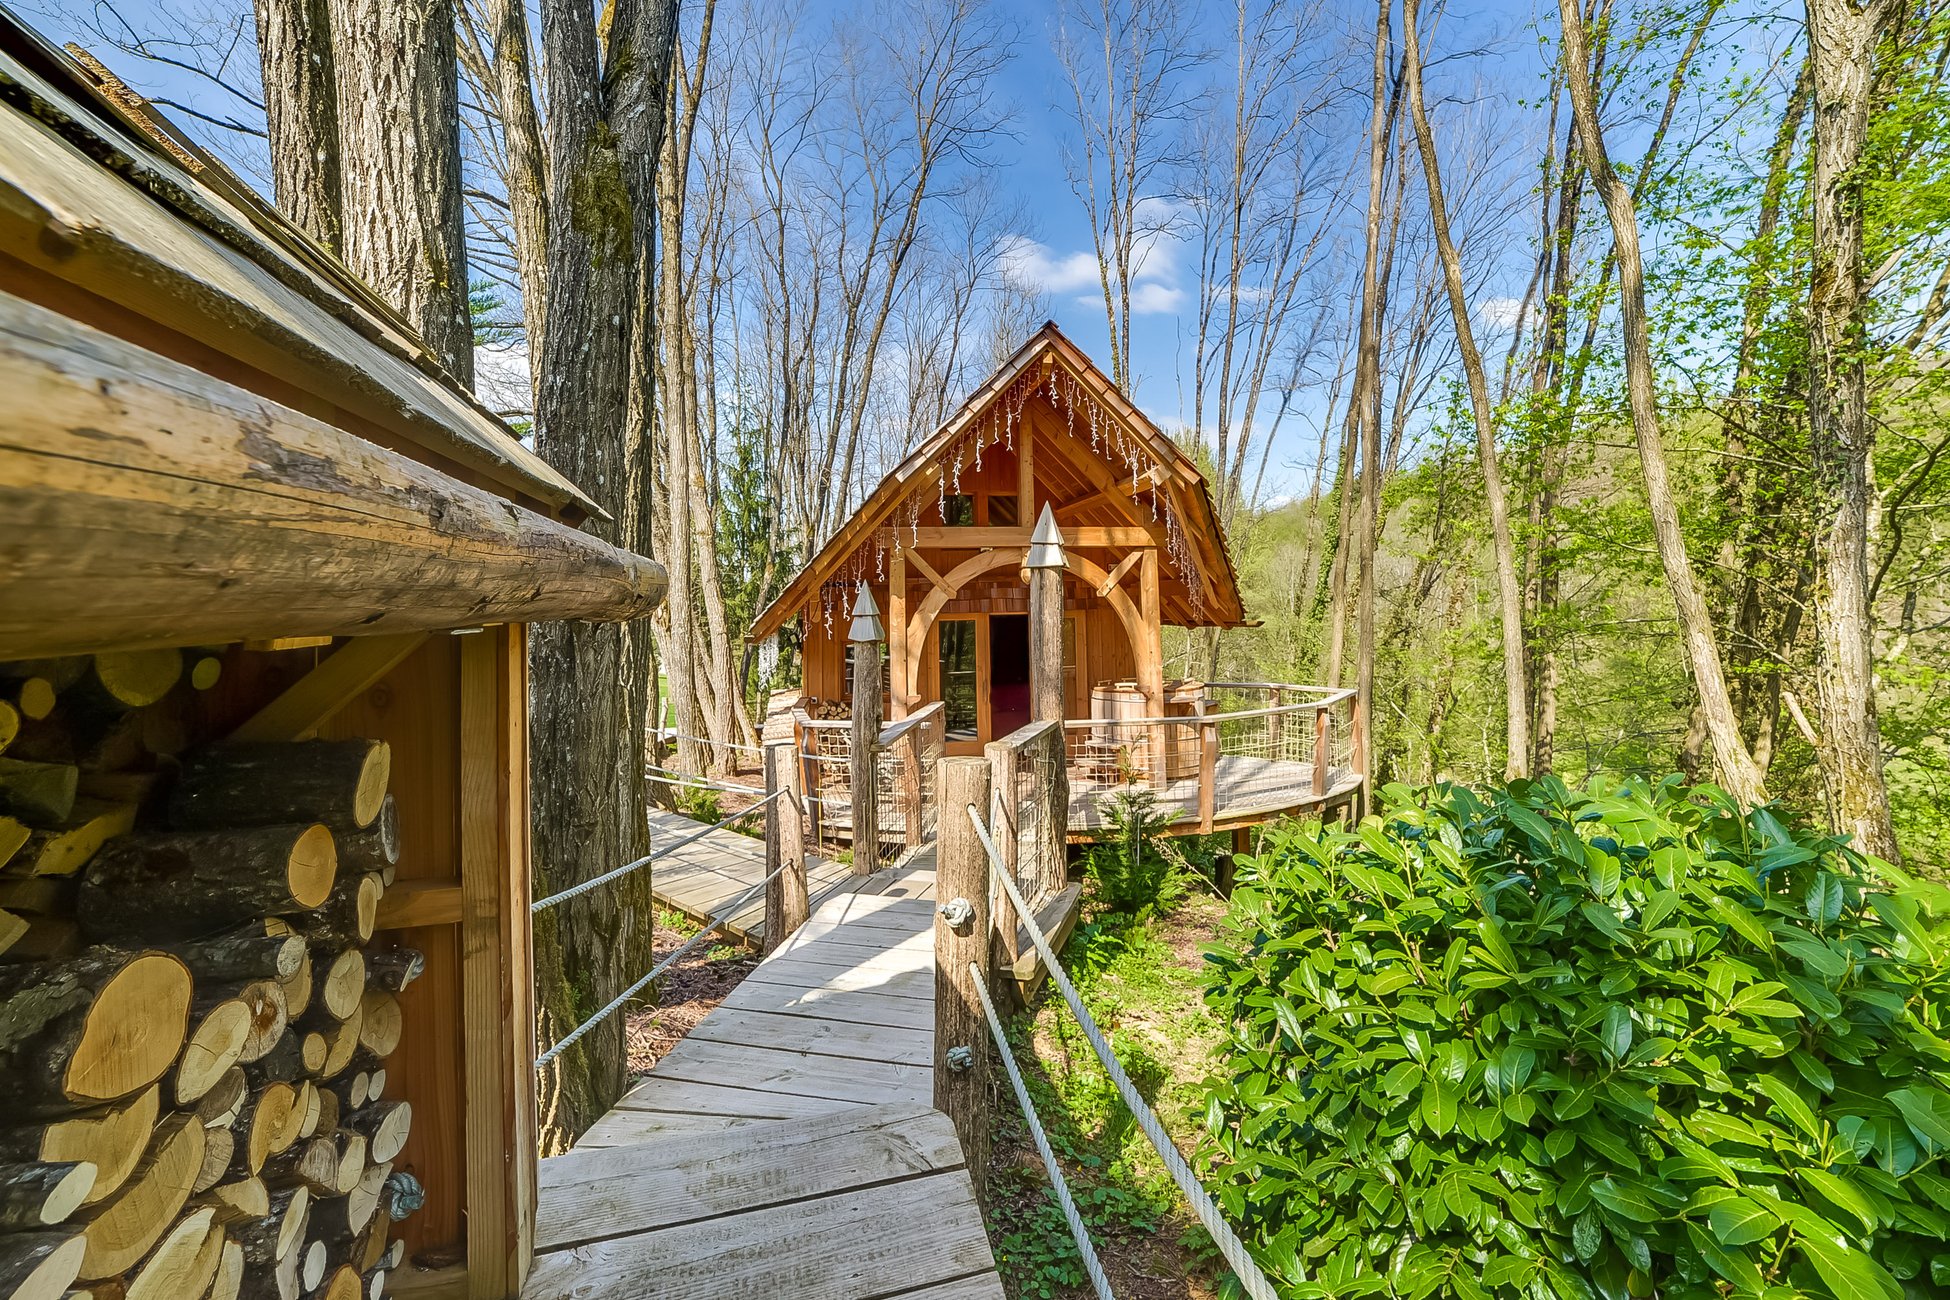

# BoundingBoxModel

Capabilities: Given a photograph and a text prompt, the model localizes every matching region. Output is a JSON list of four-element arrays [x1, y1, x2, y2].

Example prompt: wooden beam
[[903, 548, 952, 596], [1018, 418, 1035, 520], [1095, 552, 1142, 599], [934, 758, 992, 1186], [888, 549, 910, 718], [0, 293, 667, 658], [879, 526, 1154, 550], [458, 628, 536, 1293], [374, 881, 462, 929], [229, 634, 430, 743]]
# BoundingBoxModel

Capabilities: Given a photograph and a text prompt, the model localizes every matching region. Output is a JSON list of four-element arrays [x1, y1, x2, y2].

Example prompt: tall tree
[[526, 0, 683, 1150], [1057, 0, 1202, 392], [327, 0, 474, 381], [1556, 0, 1768, 806], [1401, 0, 1531, 780], [1803, 0, 1900, 859], [253, 0, 341, 252]]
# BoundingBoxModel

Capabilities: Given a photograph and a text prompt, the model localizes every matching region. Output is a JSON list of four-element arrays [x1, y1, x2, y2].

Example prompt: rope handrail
[[534, 858, 786, 1069], [531, 789, 784, 915], [970, 964, 1117, 1300], [966, 803, 1285, 1299]]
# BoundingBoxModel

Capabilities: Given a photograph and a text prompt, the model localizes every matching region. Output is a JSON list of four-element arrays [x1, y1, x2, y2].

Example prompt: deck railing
[[984, 720, 1068, 967], [1062, 682, 1362, 830], [793, 703, 945, 868]]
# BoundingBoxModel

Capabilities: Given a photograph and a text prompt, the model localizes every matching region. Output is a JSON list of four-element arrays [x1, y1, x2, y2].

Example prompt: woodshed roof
[[0, 13, 598, 521]]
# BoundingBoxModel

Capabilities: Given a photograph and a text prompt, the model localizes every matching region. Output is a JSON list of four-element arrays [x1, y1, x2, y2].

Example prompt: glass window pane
[[988, 495, 1019, 527], [943, 494, 974, 526], [939, 619, 977, 741]]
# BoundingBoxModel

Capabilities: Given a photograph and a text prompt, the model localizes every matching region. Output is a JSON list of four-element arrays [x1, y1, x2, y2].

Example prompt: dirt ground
[[622, 914, 758, 1075]]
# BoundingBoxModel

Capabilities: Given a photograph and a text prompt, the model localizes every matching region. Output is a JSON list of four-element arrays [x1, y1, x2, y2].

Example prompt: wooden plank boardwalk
[[527, 836, 1004, 1299], [646, 807, 935, 946]]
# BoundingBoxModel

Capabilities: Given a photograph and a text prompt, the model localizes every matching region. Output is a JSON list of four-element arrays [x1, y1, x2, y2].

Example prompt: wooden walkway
[[526, 843, 1004, 1299], [646, 806, 933, 946]]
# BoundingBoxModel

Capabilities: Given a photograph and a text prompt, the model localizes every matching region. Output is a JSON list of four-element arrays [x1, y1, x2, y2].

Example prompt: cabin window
[[938, 618, 978, 740], [842, 641, 889, 704], [943, 494, 975, 526], [987, 494, 1019, 527]]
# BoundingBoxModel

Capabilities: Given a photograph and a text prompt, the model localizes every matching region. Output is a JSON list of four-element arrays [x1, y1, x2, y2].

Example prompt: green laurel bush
[[1198, 776, 1950, 1299]]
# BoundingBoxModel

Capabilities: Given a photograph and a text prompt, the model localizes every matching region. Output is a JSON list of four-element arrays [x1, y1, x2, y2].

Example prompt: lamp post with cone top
[[1025, 504, 1067, 723], [848, 584, 883, 874]]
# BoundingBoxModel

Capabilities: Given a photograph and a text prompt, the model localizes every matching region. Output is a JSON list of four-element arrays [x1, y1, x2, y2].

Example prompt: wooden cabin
[[750, 324, 1364, 839], [0, 20, 660, 1300]]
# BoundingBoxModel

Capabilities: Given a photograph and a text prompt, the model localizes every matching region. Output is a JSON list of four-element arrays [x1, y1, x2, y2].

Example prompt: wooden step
[[528, 1104, 1004, 1299]]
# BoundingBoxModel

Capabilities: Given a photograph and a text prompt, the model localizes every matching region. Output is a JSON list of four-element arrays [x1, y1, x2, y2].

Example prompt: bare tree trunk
[[1804, 0, 1899, 858], [1557, 0, 1766, 805], [479, 0, 551, 368], [1402, 0, 1530, 781], [528, 0, 681, 1151], [254, 0, 343, 254], [328, 0, 474, 382]]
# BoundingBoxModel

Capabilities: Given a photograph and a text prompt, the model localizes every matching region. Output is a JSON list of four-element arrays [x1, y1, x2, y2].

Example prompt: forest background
[[33, 0, 1949, 1134]]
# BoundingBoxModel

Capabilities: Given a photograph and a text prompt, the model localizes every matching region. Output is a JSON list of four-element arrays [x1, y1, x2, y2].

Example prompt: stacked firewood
[[0, 651, 421, 1300]]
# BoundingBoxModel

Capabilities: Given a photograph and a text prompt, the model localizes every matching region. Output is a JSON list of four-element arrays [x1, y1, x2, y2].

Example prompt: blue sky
[[24, 0, 1659, 499]]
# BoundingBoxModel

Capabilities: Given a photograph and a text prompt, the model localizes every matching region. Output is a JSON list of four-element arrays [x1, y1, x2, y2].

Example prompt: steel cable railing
[[967, 803, 1286, 1300], [970, 969, 1116, 1300], [533, 858, 786, 1069], [530, 789, 783, 915]]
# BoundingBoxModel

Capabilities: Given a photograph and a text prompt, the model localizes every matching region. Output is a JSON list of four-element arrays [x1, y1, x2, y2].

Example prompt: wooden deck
[[1066, 756, 1363, 837], [646, 806, 933, 946], [527, 860, 1006, 1299]]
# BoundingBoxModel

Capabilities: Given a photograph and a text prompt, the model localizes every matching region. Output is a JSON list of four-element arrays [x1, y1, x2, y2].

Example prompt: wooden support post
[[900, 729, 925, 851], [1266, 687, 1284, 756], [888, 549, 909, 720], [457, 626, 535, 1294], [1026, 509, 1066, 725], [934, 758, 992, 1189], [1137, 548, 1165, 786], [1018, 413, 1035, 520], [1313, 708, 1331, 797], [983, 740, 1020, 974], [795, 717, 822, 851], [1198, 719, 1218, 832], [848, 587, 884, 875], [763, 743, 810, 954]]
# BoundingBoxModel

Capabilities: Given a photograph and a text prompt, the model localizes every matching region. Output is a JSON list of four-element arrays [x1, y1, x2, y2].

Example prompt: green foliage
[[1081, 789, 1191, 919], [1201, 777, 1950, 1298], [672, 786, 723, 824]]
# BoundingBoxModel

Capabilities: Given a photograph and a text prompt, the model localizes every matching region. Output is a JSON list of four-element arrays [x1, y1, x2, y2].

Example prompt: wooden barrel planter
[[1089, 680, 1206, 782]]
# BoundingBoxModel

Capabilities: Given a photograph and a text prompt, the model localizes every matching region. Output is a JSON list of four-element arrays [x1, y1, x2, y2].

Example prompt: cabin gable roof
[[749, 322, 1246, 641]]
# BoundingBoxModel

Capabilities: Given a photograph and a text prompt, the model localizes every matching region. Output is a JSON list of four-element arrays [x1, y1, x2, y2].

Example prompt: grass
[[984, 816, 1236, 1300]]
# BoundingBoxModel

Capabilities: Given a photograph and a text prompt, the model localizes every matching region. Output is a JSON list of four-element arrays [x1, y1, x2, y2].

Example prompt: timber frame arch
[[900, 547, 1151, 696]]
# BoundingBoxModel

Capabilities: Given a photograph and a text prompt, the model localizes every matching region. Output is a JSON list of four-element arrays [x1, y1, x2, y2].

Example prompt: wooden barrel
[[1089, 681, 1205, 781]]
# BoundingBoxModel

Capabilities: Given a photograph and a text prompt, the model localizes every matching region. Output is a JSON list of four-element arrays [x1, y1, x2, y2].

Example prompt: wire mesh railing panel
[[795, 704, 945, 869]]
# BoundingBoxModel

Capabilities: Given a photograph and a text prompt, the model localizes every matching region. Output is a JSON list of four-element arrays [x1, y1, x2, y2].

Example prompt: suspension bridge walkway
[[523, 833, 1005, 1299]]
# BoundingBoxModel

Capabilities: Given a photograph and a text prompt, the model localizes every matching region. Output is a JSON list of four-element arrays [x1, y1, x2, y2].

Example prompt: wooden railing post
[[848, 587, 884, 874], [901, 726, 925, 850], [1266, 686, 1284, 756], [935, 757, 993, 1186], [984, 738, 1020, 974], [1313, 707, 1331, 797], [1042, 725, 1070, 891], [1198, 718, 1217, 832], [763, 741, 809, 953], [1351, 690, 1369, 818]]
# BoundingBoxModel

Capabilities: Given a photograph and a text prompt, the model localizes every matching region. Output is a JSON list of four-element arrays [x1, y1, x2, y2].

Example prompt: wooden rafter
[[229, 634, 431, 743]]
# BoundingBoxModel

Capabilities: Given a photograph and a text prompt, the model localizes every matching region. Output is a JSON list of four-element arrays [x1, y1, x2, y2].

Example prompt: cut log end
[[62, 951, 194, 1106], [90, 651, 182, 710], [0, 1160, 96, 1229], [285, 827, 336, 911], [176, 1001, 251, 1107], [0, 1231, 84, 1300], [351, 746, 389, 832]]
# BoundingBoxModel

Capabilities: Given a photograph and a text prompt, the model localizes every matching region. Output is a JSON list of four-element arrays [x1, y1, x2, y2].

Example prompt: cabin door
[[990, 614, 1031, 739]]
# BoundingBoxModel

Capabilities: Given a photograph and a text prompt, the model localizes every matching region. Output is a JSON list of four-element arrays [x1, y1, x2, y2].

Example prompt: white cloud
[[997, 235, 1102, 294], [995, 197, 1190, 317], [1125, 281, 1186, 314], [1476, 296, 1526, 332]]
